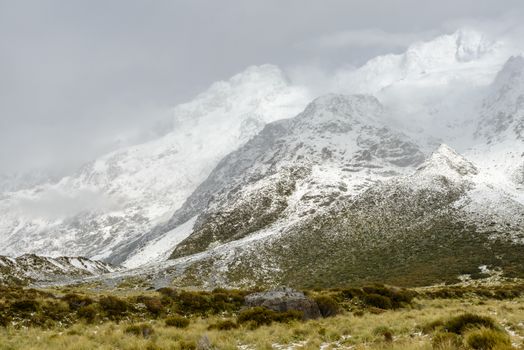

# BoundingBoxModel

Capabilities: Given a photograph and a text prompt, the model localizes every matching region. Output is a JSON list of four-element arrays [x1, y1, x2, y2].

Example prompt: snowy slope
[[87, 137, 523, 289], [0, 65, 310, 264], [466, 55, 524, 207], [164, 94, 425, 259], [0, 254, 119, 286]]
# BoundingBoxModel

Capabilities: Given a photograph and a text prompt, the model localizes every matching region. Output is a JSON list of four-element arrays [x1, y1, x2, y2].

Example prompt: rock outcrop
[[244, 287, 321, 320]]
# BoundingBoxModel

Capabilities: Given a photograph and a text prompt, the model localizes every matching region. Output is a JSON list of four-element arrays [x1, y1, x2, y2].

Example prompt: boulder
[[244, 286, 321, 320]]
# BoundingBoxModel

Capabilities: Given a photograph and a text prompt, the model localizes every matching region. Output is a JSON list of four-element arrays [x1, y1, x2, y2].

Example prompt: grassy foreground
[[0, 283, 524, 349]]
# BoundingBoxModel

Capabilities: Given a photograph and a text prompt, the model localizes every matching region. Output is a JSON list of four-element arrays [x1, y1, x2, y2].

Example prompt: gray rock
[[245, 286, 321, 320], [196, 335, 215, 350]]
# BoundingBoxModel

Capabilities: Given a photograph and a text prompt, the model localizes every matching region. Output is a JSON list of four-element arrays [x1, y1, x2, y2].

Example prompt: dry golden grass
[[0, 296, 523, 349]]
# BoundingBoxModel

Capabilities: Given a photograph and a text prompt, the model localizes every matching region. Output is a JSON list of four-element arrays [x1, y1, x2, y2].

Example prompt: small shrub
[[493, 288, 520, 300], [338, 288, 363, 300], [178, 340, 197, 350], [465, 328, 511, 350], [99, 296, 129, 319], [268, 309, 303, 323], [157, 287, 178, 299], [77, 304, 99, 323], [0, 314, 11, 327], [143, 297, 164, 316], [362, 285, 415, 307], [210, 291, 245, 312], [172, 290, 246, 316], [176, 291, 212, 315], [423, 285, 524, 301], [165, 315, 190, 328], [208, 319, 238, 330], [41, 300, 70, 322], [125, 323, 155, 338], [26, 312, 54, 328], [444, 313, 497, 334], [237, 307, 274, 327], [62, 293, 93, 310], [314, 296, 340, 317], [10, 299, 39, 313], [363, 293, 392, 310], [237, 307, 302, 328]]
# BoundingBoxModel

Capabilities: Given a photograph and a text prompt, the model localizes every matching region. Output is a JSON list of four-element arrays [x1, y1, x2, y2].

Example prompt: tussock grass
[[0, 284, 523, 349]]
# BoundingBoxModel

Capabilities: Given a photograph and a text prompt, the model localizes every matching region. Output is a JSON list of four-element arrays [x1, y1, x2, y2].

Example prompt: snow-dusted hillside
[[165, 94, 425, 259], [108, 140, 521, 289], [0, 254, 119, 286], [465, 55, 524, 212], [88, 137, 523, 290], [0, 65, 310, 264]]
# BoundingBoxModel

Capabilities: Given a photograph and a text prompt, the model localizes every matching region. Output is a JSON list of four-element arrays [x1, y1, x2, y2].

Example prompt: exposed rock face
[[244, 287, 321, 320]]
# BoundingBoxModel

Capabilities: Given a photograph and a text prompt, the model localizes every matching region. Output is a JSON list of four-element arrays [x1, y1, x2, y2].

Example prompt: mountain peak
[[301, 94, 383, 125], [418, 144, 478, 176], [453, 28, 493, 62], [334, 28, 502, 96], [403, 28, 493, 68]]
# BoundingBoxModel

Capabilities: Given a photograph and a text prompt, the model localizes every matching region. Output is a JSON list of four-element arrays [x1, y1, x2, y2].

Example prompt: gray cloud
[[1, 0, 524, 177], [12, 187, 123, 220], [300, 29, 439, 50]]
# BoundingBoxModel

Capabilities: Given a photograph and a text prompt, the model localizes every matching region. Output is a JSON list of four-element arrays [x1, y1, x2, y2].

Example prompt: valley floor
[[0, 284, 523, 349]]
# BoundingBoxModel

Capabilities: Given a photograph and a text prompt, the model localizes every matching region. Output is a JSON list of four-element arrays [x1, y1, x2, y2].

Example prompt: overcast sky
[[1, 0, 523, 176]]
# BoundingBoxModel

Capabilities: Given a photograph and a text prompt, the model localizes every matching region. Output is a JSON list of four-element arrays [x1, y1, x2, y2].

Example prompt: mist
[[1, 0, 524, 178]]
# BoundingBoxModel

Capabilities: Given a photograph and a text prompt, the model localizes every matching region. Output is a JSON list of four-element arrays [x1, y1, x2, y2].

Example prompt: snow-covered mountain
[[0, 28, 523, 288], [331, 28, 515, 144], [164, 94, 425, 259], [118, 45, 523, 287], [93, 122, 523, 289], [0, 65, 310, 264], [123, 91, 522, 289], [334, 29, 503, 94]]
